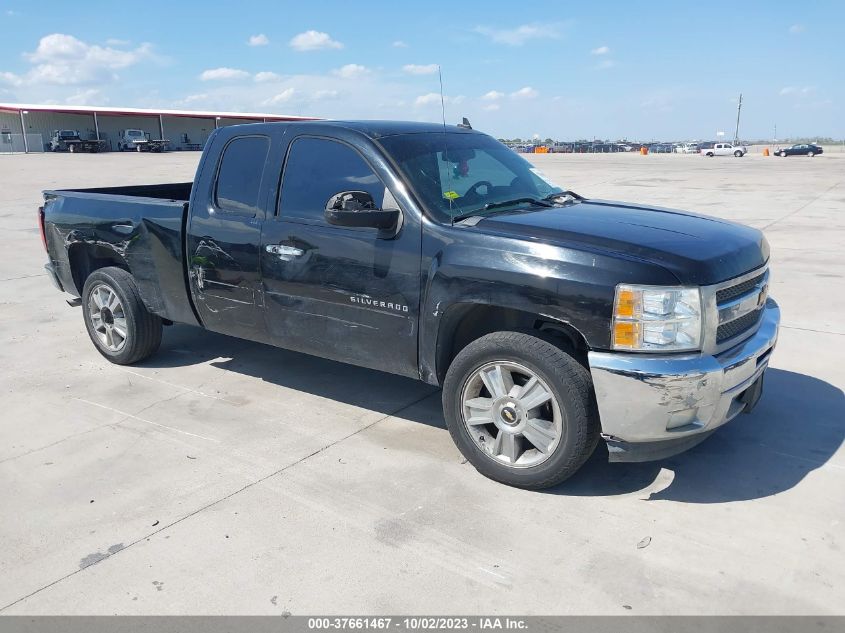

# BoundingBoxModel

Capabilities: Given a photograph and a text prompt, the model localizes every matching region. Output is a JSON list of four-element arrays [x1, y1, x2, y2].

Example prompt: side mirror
[[325, 191, 399, 232]]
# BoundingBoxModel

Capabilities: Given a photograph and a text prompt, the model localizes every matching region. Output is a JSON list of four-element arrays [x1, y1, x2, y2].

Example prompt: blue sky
[[1, 0, 842, 140]]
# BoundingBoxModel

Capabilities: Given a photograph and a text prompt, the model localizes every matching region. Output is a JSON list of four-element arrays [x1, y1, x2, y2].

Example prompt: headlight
[[612, 285, 702, 352]]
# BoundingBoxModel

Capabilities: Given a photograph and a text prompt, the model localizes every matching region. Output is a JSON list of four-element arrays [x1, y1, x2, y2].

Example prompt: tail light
[[38, 206, 47, 251]]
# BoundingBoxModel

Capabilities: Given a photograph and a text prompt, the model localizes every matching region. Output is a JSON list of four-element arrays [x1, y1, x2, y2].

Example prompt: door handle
[[265, 244, 304, 261]]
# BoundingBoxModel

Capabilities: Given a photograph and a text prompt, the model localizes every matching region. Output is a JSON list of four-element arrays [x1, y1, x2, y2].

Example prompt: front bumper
[[588, 298, 780, 462]]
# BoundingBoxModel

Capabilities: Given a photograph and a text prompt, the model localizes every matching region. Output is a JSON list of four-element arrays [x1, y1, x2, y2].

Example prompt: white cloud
[[414, 92, 441, 107], [789, 24, 805, 34], [105, 38, 131, 47], [177, 93, 210, 106], [392, 40, 408, 48], [474, 23, 563, 46], [8, 34, 155, 86], [64, 88, 104, 105], [289, 30, 343, 51], [510, 86, 538, 99], [0, 71, 23, 86], [262, 88, 296, 105], [248, 34, 270, 46], [482, 90, 504, 101], [483, 103, 500, 111], [200, 67, 250, 81], [402, 64, 438, 75], [332, 64, 370, 79], [254, 71, 282, 83], [591, 45, 610, 55], [780, 86, 814, 96]]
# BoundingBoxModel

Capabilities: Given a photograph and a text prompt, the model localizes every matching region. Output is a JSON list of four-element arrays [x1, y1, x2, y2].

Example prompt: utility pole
[[734, 93, 743, 143]]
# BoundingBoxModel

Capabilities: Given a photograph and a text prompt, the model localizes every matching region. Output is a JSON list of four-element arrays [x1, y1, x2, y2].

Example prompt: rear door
[[259, 133, 422, 377], [186, 130, 275, 342]]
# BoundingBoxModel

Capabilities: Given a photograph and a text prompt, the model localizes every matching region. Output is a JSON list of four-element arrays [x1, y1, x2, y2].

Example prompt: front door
[[260, 135, 421, 377]]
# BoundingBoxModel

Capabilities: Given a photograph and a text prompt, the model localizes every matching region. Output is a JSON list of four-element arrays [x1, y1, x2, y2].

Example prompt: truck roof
[[267, 120, 480, 139]]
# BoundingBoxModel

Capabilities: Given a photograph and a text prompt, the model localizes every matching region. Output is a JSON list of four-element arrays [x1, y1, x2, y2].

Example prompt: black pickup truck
[[40, 120, 780, 489]]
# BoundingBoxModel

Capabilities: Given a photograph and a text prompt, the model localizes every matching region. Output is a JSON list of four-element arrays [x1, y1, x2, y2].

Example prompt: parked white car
[[674, 143, 700, 154], [701, 142, 747, 157]]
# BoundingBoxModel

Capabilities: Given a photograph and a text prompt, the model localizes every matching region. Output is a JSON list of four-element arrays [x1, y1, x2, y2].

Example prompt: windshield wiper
[[484, 197, 553, 211], [543, 189, 584, 202], [452, 197, 552, 223]]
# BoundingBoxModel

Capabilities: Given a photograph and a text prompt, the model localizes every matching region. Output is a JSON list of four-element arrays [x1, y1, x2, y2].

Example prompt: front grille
[[716, 272, 766, 303], [717, 306, 764, 342]]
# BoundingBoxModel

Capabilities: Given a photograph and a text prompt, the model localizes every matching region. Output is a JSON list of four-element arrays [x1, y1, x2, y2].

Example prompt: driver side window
[[279, 137, 387, 225]]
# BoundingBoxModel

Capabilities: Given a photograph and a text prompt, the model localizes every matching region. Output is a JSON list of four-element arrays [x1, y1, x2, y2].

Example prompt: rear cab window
[[215, 135, 271, 216]]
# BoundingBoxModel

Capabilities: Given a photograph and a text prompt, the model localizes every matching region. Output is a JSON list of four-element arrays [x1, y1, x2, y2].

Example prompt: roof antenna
[[438, 65, 455, 226]]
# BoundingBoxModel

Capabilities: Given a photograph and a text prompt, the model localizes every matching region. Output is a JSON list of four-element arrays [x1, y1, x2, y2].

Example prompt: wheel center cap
[[500, 403, 520, 426]]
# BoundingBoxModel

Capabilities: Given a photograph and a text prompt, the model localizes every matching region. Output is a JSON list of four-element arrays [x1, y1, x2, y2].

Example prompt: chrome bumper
[[588, 298, 780, 461]]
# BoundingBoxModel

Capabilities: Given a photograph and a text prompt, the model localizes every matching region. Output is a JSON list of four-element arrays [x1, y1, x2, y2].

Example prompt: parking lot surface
[[1, 150, 843, 614]]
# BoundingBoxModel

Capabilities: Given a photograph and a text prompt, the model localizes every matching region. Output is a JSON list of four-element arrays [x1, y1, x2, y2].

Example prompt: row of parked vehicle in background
[[48, 129, 170, 153], [510, 140, 825, 157]]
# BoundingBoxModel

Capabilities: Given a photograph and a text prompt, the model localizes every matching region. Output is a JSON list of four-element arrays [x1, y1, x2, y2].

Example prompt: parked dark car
[[40, 120, 779, 489], [775, 144, 823, 157]]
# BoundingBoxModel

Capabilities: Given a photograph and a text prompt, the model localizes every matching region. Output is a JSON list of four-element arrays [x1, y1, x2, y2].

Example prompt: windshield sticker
[[443, 191, 461, 200]]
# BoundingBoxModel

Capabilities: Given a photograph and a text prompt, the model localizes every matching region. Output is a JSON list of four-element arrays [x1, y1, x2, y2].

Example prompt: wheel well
[[67, 243, 129, 295], [435, 304, 589, 384]]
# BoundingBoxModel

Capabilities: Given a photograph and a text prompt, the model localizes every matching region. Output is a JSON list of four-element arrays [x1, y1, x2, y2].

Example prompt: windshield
[[379, 132, 564, 222], [127, 130, 143, 137], [59, 131, 76, 138]]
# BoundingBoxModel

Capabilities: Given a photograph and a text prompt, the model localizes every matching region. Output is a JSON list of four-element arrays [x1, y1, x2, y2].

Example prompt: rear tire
[[706, 151, 714, 157], [807, 151, 815, 157], [442, 331, 599, 489], [82, 267, 162, 365]]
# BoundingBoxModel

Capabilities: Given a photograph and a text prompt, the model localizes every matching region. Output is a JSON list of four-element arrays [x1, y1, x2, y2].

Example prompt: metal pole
[[159, 114, 164, 140], [214, 117, 219, 129], [19, 110, 29, 153], [93, 112, 100, 140], [734, 93, 742, 143]]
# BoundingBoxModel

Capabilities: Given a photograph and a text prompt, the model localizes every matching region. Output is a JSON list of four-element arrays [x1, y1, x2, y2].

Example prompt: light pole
[[19, 109, 29, 153]]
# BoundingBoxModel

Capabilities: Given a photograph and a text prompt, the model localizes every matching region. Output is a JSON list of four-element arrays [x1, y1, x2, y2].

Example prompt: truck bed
[[42, 182, 199, 327]]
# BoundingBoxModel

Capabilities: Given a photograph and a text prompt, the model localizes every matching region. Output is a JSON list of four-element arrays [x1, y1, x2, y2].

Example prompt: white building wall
[[161, 115, 215, 150], [19, 111, 97, 150]]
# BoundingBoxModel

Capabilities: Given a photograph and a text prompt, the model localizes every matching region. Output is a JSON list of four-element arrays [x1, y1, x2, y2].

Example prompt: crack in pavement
[[760, 181, 843, 230], [0, 388, 439, 612]]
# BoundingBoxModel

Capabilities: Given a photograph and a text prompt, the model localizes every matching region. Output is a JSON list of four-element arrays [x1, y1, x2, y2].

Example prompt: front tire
[[82, 267, 162, 365], [734, 150, 743, 157], [807, 151, 815, 157], [442, 331, 599, 489]]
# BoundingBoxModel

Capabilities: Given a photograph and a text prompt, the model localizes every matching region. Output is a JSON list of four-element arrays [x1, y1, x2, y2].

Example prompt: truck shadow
[[145, 327, 843, 504]]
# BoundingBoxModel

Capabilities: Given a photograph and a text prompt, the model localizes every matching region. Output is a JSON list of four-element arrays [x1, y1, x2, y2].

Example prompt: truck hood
[[473, 200, 768, 285]]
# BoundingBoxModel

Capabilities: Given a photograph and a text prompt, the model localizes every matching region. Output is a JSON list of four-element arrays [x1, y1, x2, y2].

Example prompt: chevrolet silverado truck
[[39, 120, 779, 489]]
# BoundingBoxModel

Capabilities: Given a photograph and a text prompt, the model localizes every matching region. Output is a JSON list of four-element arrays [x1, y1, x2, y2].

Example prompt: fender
[[417, 226, 679, 385]]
